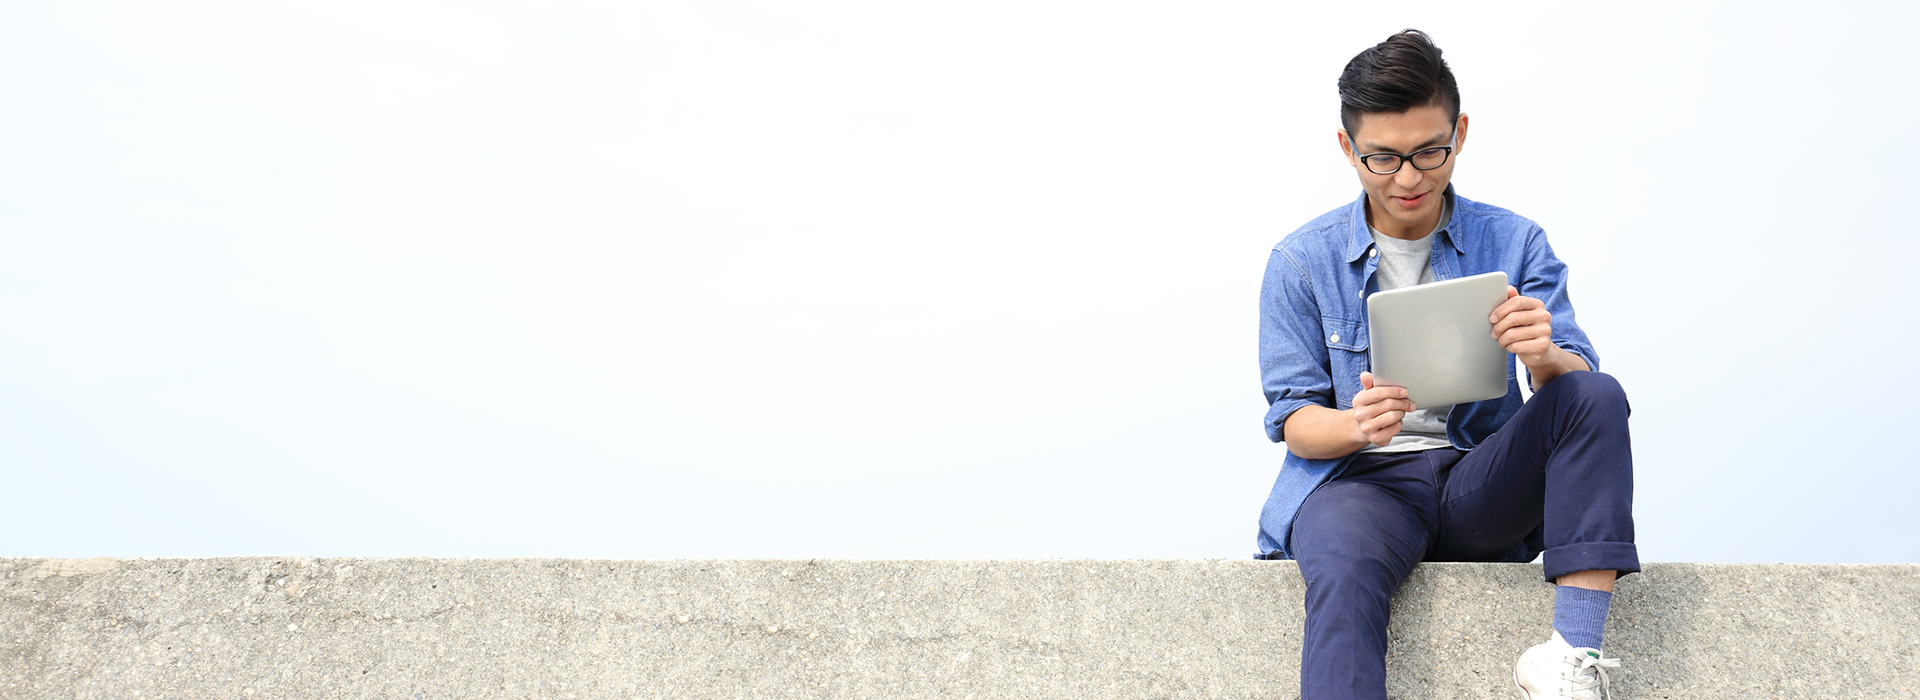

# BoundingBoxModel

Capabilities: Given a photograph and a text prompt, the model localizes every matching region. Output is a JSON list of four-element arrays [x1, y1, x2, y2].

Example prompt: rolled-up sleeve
[[1259, 247, 1333, 443], [1517, 225, 1600, 378]]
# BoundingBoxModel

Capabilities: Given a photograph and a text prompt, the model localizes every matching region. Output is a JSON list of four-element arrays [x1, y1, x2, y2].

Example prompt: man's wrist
[[1521, 346, 1557, 373], [1524, 344, 1588, 388], [1283, 405, 1372, 460]]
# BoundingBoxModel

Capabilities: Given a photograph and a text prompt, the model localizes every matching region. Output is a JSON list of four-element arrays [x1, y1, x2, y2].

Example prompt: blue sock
[[1553, 586, 1612, 650]]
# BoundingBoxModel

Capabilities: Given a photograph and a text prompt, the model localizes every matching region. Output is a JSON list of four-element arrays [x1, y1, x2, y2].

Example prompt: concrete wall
[[3, 558, 1915, 699]]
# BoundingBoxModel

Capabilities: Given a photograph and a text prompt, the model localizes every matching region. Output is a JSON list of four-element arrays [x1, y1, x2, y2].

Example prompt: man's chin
[[1374, 205, 1430, 228]]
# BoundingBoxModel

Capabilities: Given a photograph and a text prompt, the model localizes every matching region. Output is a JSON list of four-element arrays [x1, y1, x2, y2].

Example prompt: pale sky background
[[3, 2, 1916, 563]]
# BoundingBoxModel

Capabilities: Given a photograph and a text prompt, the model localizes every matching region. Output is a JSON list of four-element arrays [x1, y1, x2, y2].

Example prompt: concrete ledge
[[4, 559, 1916, 698]]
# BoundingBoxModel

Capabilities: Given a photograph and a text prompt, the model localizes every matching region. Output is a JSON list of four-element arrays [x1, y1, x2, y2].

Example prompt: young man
[[1255, 30, 1637, 700]]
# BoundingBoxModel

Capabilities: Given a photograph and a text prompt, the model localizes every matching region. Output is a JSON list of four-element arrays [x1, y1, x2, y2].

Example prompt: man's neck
[[1365, 195, 1446, 241]]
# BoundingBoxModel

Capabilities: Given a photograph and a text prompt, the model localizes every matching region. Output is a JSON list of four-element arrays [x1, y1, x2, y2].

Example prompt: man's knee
[[1541, 370, 1628, 415], [1299, 550, 1410, 603]]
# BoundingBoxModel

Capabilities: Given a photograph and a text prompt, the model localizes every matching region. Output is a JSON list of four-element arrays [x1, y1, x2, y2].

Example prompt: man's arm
[[1259, 248, 1338, 445], [1283, 371, 1417, 459]]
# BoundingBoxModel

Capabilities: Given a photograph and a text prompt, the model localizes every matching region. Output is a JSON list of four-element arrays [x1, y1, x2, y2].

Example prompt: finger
[[1492, 306, 1549, 335], [1497, 332, 1552, 358], [1365, 415, 1404, 445], [1362, 417, 1399, 440], [1358, 396, 1409, 421], [1497, 331, 1549, 356], [1495, 314, 1552, 343], [1359, 389, 1407, 414], [1354, 384, 1409, 407], [1362, 410, 1398, 429], [1490, 294, 1543, 323], [1358, 393, 1411, 416], [1359, 371, 1374, 391], [1490, 297, 1519, 323], [1360, 399, 1415, 421], [1496, 315, 1550, 339], [1492, 308, 1551, 338]]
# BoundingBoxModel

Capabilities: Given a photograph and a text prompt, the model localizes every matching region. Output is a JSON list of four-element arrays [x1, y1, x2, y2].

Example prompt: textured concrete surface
[[2, 559, 1915, 699]]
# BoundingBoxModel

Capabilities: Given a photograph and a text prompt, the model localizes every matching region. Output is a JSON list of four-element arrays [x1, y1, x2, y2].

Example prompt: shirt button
[[1369, 248, 1378, 258], [1329, 334, 1340, 344], [1357, 290, 1364, 299]]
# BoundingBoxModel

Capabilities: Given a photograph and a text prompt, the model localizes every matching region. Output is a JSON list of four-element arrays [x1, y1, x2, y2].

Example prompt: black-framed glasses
[[1352, 129, 1457, 175]]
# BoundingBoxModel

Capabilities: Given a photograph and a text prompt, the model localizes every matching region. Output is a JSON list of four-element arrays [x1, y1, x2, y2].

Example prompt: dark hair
[[1338, 29, 1460, 140]]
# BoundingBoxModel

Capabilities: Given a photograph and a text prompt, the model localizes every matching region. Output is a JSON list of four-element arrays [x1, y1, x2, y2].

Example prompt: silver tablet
[[1365, 271, 1511, 408]]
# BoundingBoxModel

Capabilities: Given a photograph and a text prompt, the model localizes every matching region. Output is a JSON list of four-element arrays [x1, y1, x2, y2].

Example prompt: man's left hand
[[1490, 286, 1555, 371]]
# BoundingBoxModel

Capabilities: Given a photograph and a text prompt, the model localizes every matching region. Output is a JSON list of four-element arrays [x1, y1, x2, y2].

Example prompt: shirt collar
[[1346, 185, 1463, 262]]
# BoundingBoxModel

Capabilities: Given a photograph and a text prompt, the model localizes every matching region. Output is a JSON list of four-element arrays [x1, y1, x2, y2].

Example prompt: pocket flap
[[1321, 317, 1368, 351]]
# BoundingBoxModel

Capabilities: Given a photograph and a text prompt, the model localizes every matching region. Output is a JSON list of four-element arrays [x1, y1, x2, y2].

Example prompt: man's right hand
[[1354, 371, 1415, 447]]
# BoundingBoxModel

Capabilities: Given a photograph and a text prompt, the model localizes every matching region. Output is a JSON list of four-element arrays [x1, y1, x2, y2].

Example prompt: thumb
[[1506, 285, 1519, 300], [1360, 371, 1374, 390]]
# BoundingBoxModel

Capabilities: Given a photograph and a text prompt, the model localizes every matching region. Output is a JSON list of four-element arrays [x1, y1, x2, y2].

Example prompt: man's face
[[1337, 103, 1467, 238]]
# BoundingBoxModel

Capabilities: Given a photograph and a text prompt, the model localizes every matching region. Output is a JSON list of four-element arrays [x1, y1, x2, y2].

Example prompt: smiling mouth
[[1392, 192, 1428, 207]]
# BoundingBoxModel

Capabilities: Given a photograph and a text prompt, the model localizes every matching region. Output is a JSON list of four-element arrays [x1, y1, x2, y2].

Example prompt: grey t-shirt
[[1359, 200, 1455, 454]]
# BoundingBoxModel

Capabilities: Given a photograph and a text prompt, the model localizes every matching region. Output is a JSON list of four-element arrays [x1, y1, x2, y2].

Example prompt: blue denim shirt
[[1256, 188, 1599, 560]]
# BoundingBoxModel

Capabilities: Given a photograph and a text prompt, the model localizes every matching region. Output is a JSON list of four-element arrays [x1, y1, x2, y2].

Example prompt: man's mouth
[[1391, 192, 1428, 208]]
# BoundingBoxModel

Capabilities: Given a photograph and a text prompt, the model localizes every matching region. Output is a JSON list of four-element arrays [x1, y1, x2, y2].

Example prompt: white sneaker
[[1513, 631, 1620, 700]]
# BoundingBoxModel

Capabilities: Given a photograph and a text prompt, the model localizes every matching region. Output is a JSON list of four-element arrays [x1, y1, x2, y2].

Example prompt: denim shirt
[[1255, 188, 1599, 560]]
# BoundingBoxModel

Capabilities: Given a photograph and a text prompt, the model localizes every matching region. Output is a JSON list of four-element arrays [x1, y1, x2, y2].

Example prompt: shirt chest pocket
[[1322, 316, 1370, 408]]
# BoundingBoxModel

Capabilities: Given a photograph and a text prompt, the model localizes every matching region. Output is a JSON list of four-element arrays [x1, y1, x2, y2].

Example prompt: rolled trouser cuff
[[1541, 541, 1641, 582]]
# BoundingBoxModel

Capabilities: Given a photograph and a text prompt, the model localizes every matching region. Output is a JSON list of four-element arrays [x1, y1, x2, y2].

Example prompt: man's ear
[[1453, 113, 1469, 156], [1337, 130, 1357, 166]]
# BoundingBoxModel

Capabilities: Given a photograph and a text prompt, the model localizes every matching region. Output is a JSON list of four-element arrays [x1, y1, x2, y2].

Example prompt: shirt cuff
[[1264, 396, 1324, 443]]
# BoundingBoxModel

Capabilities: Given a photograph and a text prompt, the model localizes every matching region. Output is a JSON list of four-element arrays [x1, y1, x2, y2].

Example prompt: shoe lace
[[1558, 652, 1620, 700]]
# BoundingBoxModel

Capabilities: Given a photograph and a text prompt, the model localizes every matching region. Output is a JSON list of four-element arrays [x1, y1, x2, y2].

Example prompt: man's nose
[[1393, 162, 1424, 188]]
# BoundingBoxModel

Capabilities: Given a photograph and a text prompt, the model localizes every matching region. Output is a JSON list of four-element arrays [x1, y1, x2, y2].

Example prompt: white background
[[4, 2, 1915, 563]]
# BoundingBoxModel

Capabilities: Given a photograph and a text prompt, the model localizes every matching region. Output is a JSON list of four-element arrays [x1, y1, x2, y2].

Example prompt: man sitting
[[1254, 29, 1637, 700]]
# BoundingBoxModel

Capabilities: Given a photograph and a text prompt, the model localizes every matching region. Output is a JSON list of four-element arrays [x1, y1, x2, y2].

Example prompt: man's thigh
[[1292, 452, 1440, 582], [1430, 415, 1552, 562]]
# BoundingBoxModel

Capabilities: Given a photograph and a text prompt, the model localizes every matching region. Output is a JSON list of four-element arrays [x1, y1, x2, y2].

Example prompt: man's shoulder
[[1451, 193, 1543, 237], [1272, 198, 1360, 259]]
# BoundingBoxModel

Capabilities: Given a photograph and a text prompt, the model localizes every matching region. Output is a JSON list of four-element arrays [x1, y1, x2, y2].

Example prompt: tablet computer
[[1365, 271, 1511, 407]]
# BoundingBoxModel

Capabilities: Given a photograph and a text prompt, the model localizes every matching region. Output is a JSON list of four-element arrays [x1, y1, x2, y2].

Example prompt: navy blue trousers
[[1290, 371, 1638, 700]]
